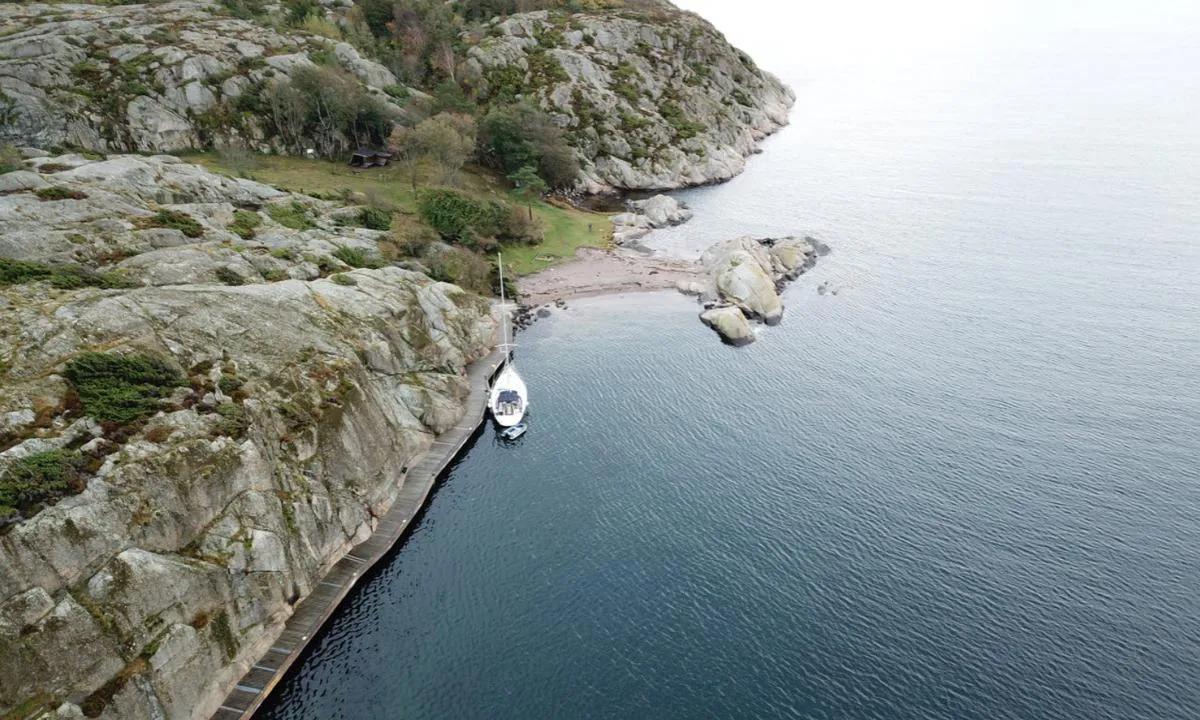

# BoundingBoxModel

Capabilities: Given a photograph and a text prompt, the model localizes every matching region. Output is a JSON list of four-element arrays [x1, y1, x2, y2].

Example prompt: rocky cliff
[[0, 1, 403, 154], [463, 8, 794, 191], [0, 1, 792, 192], [0, 153, 495, 718]]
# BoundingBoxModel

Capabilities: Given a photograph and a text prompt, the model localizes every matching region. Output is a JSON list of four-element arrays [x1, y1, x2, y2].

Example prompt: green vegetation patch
[[356, 206, 392, 231], [34, 186, 88, 201], [214, 266, 246, 285], [137, 209, 203, 238], [267, 202, 317, 230], [0, 449, 88, 521], [0, 144, 23, 175], [0, 258, 134, 290], [331, 246, 382, 269], [228, 209, 261, 239], [63, 352, 185, 424], [417, 188, 482, 240]]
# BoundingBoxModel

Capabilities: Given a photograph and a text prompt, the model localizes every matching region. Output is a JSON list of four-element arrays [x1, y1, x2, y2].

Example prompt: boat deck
[[211, 345, 507, 720]]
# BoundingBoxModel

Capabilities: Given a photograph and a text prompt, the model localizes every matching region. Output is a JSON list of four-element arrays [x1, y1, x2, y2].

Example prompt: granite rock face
[[2, 1, 790, 194], [610, 193, 692, 244], [0, 1, 404, 154], [0, 155, 495, 719], [463, 8, 795, 192], [685, 236, 821, 345]]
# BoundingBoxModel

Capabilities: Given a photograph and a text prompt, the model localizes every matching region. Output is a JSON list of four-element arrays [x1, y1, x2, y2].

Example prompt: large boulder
[[628, 194, 693, 228], [702, 236, 784, 324], [700, 306, 755, 346]]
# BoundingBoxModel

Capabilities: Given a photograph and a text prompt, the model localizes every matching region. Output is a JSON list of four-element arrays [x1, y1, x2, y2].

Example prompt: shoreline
[[210, 346, 507, 720], [515, 247, 702, 307]]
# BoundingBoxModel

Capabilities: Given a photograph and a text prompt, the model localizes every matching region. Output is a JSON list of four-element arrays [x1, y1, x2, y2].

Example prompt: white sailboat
[[488, 254, 528, 428]]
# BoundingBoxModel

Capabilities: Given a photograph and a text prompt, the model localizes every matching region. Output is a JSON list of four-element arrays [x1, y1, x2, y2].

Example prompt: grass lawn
[[184, 153, 612, 276]]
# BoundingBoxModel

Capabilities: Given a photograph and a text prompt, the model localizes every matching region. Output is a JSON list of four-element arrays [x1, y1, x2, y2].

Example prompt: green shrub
[[214, 267, 245, 285], [267, 202, 316, 230], [383, 84, 409, 99], [218, 0, 266, 19], [270, 247, 299, 261], [0, 450, 88, 520], [34, 186, 88, 201], [37, 162, 74, 173], [417, 188, 482, 240], [228, 210, 261, 239], [138, 209, 203, 238], [425, 246, 491, 295], [0, 144, 22, 175], [63, 352, 185, 424], [259, 268, 287, 281], [357, 206, 392, 231], [331, 246, 382, 269], [0, 258, 133, 290], [214, 403, 249, 438], [331, 273, 357, 286]]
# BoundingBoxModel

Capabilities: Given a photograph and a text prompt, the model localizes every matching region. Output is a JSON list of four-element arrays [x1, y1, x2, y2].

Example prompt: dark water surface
[[260, 26, 1200, 720]]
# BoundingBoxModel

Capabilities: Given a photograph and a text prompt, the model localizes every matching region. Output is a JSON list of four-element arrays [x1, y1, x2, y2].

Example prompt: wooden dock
[[212, 345, 507, 720]]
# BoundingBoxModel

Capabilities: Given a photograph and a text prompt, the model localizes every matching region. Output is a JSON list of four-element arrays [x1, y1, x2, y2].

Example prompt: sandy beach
[[516, 247, 703, 306]]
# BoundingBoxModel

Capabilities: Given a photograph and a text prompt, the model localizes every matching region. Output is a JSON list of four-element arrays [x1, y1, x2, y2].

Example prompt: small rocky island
[[683, 236, 824, 346]]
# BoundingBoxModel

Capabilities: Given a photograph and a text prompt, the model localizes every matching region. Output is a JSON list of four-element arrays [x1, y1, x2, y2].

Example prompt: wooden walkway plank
[[212, 345, 508, 719]]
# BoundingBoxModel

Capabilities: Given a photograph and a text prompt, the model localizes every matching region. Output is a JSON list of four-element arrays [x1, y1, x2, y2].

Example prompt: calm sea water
[[259, 23, 1200, 720]]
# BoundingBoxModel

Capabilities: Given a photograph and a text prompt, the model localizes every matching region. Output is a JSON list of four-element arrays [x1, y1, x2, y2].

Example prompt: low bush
[[37, 163, 74, 174], [138, 209, 203, 238], [331, 273, 357, 286], [0, 144, 22, 175], [357, 206, 392, 231], [417, 189, 540, 246], [386, 214, 439, 259], [214, 266, 245, 285], [417, 188, 481, 240], [228, 210, 261, 239], [63, 352, 185, 424], [0, 258, 134, 290], [267, 202, 316, 230], [214, 403, 249, 438], [0, 449, 88, 521], [424, 246, 491, 295], [331, 246, 382, 269], [34, 186, 88, 201]]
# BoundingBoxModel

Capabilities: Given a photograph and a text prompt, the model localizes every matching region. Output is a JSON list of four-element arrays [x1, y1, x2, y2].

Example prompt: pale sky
[[670, 0, 1200, 70]]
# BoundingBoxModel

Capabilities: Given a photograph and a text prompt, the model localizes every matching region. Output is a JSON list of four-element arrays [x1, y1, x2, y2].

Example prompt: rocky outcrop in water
[[679, 236, 821, 345], [0, 153, 494, 719], [464, 8, 794, 192], [610, 193, 692, 244]]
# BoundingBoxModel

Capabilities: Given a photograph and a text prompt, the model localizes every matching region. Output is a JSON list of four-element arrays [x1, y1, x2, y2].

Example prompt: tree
[[267, 66, 392, 157], [507, 164, 547, 220], [415, 112, 477, 186], [388, 125, 423, 191], [478, 103, 579, 189]]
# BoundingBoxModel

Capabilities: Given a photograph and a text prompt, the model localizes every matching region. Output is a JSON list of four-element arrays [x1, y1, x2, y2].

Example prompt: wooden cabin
[[348, 148, 393, 168]]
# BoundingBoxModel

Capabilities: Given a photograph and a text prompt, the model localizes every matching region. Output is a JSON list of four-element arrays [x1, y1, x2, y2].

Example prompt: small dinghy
[[499, 422, 528, 441]]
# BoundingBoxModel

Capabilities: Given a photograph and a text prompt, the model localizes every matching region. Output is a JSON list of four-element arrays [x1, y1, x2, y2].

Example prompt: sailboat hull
[[488, 363, 528, 427]]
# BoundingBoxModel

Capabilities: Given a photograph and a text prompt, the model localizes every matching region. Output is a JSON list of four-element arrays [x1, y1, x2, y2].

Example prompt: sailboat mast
[[498, 253, 509, 355]]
